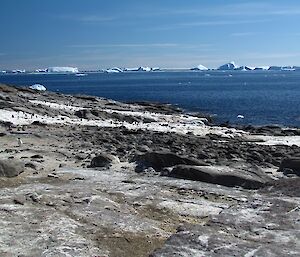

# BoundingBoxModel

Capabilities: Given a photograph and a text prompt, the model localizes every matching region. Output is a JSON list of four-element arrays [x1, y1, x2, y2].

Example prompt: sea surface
[[1, 71, 300, 127]]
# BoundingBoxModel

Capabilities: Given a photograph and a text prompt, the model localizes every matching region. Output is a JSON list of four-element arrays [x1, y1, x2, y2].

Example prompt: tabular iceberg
[[47, 67, 79, 73], [105, 67, 123, 73]]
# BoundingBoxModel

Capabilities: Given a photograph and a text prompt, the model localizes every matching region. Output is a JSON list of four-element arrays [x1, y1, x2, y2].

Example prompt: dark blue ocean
[[1, 71, 300, 127]]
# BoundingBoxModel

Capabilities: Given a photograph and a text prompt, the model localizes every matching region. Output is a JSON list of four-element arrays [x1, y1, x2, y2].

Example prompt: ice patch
[[29, 84, 47, 91]]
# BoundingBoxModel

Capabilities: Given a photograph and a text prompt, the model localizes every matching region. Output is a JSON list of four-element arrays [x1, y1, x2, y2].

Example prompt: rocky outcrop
[[0, 159, 24, 177], [150, 196, 300, 257], [134, 151, 207, 172], [89, 153, 120, 168], [279, 157, 300, 176], [170, 165, 272, 189]]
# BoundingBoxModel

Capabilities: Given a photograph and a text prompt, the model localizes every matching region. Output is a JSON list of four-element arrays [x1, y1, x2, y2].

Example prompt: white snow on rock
[[29, 100, 82, 111], [29, 84, 47, 91], [47, 67, 79, 73], [1, 100, 246, 139]]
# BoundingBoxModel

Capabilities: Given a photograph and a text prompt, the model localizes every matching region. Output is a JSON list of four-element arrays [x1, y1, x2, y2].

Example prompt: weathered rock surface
[[0, 159, 24, 177], [170, 165, 272, 189], [90, 153, 120, 168], [1, 83, 300, 256], [279, 157, 300, 176], [134, 151, 207, 172], [150, 195, 300, 257]]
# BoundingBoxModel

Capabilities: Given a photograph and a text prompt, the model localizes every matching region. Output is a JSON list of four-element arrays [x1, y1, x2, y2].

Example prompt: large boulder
[[170, 165, 272, 189], [89, 153, 120, 168], [74, 109, 94, 119], [279, 157, 300, 176], [0, 159, 25, 177], [134, 151, 207, 172]]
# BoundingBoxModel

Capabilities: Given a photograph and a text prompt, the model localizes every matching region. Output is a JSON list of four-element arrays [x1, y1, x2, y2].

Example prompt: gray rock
[[150, 197, 300, 257], [0, 159, 25, 177], [30, 154, 43, 159], [74, 109, 94, 119], [170, 165, 272, 189], [90, 153, 120, 168], [134, 151, 207, 172], [279, 157, 300, 176]]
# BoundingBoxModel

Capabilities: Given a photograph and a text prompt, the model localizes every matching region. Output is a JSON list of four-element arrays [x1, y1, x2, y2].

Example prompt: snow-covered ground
[[3, 99, 300, 146], [1, 100, 245, 138]]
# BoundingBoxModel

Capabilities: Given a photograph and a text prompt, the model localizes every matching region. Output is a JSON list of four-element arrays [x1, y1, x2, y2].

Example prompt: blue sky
[[1, 0, 300, 70]]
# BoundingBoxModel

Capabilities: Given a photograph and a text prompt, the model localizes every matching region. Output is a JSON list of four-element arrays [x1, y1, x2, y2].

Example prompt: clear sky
[[1, 0, 300, 70]]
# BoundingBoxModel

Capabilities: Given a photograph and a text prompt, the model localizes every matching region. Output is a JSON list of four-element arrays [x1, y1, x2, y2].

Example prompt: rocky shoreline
[[0, 84, 299, 256]]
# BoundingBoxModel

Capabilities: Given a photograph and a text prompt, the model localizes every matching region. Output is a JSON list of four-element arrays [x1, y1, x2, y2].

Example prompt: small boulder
[[279, 157, 300, 176], [90, 153, 120, 168], [0, 159, 25, 177]]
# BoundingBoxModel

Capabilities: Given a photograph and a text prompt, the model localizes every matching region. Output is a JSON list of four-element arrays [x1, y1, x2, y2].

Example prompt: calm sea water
[[1, 71, 300, 127]]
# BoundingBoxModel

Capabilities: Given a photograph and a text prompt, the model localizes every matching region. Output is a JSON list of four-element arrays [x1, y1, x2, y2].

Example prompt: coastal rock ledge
[[0, 83, 299, 256]]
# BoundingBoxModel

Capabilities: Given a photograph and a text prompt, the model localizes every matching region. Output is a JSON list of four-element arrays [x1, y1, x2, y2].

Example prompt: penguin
[[17, 138, 23, 147]]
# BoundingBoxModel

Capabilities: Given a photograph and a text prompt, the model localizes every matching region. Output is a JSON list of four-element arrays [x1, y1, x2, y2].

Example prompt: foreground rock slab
[[170, 165, 273, 189], [150, 189, 300, 257]]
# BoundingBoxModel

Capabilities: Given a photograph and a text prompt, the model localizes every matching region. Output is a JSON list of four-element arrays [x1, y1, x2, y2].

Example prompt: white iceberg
[[47, 67, 79, 73], [253, 66, 270, 71], [218, 61, 238, 70], [29, 84, 47, 91], [12, 69, 26, 73], [124, 67, 139, 72], [151, 67, 160, 71], [105, 67, 123, 73], [191, 64, 208, 71], [35, 68, 47, 73], [124, 66, 159, 72], [137, 66, 151, 72]]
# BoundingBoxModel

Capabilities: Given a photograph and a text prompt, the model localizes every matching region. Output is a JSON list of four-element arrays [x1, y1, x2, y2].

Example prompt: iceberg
[[191, 64, 208, 71], [151, 67, 160, 71], [137, 66, 151, 72], [29, 84, 47, 91], [235, 66, 255, 71], [35, 68, 47, 73], [124, 67, 139, 72], [105, 67, 123, 73], [218, 61, 238, 70], [281, 66, 296, 71], [12, 69, 26, 73], [253, 66, 270, 71], [47, 67, 79, 73], [124, 67, 158, 72], [268, 66, 298, 71]]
